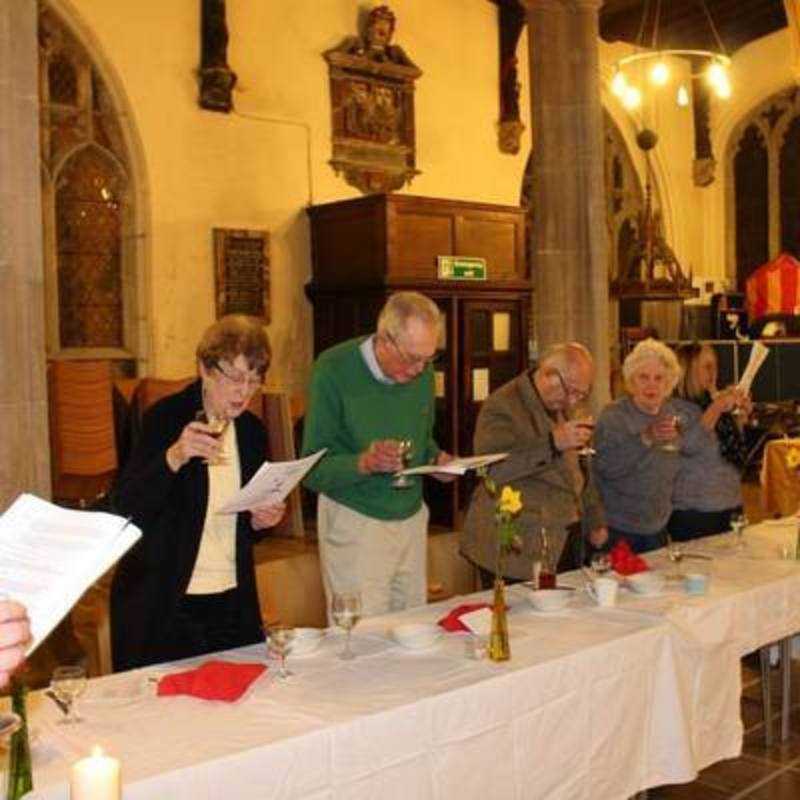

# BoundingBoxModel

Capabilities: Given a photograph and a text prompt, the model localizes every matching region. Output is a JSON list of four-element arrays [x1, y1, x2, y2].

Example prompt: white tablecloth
[[8, 521, 800, 800]]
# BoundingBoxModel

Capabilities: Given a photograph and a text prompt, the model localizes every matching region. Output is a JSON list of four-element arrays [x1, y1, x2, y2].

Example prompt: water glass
[[50, 665, 87, 724], [730, 512, 748, 550], [331, 591, 361, 660]]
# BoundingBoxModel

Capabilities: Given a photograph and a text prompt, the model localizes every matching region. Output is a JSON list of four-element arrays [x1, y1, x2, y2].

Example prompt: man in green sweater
[[302, 292, 453, 619]]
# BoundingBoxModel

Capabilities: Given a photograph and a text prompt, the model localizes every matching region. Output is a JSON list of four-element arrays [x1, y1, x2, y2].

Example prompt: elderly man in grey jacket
[[460, 343, 608, 586]]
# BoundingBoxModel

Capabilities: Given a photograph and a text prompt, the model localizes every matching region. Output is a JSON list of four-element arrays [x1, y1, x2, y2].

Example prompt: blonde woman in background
[[668, 343, 752, 541]]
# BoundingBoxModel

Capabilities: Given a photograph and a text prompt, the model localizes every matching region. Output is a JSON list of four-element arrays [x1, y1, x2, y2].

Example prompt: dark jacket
[[110, 380, 268, 671]]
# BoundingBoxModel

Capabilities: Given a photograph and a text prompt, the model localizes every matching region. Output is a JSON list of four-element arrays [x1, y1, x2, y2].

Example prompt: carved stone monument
[[199, 0, 237, 113], [324, 6, 422, 193]]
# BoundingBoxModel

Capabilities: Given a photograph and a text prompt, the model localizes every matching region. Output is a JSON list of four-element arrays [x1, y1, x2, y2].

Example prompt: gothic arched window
[[733, 124, 769, 287], [39, 6, 142, 368]]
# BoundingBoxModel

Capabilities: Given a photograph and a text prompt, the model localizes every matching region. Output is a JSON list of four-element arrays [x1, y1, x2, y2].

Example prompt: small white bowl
[[291, 628, 325, 656], [626, 572, 665, 595], [527, 588, 573, 612], [391, 623, 441, 650]]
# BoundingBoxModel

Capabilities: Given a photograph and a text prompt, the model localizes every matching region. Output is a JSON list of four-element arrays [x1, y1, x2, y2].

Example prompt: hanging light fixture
[[609, 0, 732, 110]]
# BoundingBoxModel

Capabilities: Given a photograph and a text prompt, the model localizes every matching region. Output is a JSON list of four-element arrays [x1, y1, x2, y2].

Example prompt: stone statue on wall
[[199, 0, 237, 113], [324, 5, 422, 193]]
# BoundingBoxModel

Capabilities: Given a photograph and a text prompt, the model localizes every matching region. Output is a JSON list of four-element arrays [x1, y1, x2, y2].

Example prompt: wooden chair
[[48, 360, 118, 508]]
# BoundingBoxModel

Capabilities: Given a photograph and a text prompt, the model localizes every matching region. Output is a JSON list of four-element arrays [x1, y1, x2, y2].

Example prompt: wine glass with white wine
[[195, 409, 229, 465], [331, 591, 362, 660], [391, 439, 415, 489]]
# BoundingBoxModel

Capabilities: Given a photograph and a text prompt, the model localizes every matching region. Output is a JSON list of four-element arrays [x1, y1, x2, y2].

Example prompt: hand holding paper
[[396, 452, 508, 477], [737, 341, 770, 395]]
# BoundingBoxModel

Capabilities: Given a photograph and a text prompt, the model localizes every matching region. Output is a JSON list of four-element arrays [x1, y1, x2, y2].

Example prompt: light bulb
[[706, 61, 727, 88], [676, 84, 690, 107], [611, 71, 627, 97], [650, 61, 669, 86], [623, 85, 642, 110], [715, 76, 732, 99]]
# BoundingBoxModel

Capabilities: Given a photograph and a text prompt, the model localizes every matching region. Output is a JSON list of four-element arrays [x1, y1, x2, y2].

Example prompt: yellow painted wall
[[59, 0, 531, 394]]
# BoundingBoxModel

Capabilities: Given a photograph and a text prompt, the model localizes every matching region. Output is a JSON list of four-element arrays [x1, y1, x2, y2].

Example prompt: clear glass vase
[[5, 676, 33, 800], [489, 577, 510, 662]]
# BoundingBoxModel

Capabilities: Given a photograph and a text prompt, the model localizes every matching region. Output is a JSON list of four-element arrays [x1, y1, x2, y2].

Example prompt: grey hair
[[377, 291, 441, 340], [622, 338, 680, 392], [539, 342, 593, 371]]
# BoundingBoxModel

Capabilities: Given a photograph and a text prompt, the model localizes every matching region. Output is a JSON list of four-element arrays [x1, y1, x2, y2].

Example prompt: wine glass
[[50, 665, 87, 724], [267, 627, 295, 679], [331, 591, 361, 660], [572, 404, 596, 457], [590, 552, 611, 576], [391, 439, 415, 489], [195, 409, 229, 465], [730, 512, 748, 550], [659, 413, 683, 453]]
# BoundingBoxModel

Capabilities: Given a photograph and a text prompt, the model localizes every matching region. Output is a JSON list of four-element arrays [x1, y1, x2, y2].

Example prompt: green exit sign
[[437, 256, 487, 281]]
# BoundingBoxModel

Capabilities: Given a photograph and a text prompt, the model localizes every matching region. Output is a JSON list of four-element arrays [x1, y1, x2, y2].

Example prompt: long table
[[9, 520, 800, 800]]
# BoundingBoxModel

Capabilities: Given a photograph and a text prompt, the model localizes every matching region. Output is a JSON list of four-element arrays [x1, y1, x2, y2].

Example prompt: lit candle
[[70, 746, 121, 800]]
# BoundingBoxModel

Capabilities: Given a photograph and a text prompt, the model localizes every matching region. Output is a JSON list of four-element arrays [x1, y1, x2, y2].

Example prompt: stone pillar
[[0, 1, 50, 509], [524, 0, 610, 404]]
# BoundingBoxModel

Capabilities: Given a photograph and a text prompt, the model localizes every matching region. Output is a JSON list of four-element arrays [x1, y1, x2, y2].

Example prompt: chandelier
[[609, 0, 731, 111]]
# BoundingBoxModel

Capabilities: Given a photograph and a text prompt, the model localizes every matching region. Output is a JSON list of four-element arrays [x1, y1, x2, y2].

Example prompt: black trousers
[[158, 587, 261, 663], [667, 506, 743, 543]]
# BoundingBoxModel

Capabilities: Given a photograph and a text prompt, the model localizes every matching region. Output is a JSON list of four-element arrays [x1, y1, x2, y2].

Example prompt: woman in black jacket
[[111, 315, 285, 671]]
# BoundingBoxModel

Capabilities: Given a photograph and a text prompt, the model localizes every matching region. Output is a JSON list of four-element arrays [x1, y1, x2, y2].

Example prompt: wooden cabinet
[[306, 193, 532, 529]]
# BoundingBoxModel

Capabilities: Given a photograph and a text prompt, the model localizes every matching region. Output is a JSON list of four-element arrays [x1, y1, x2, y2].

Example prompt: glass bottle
[[5, 676, 33, 800], [538, 526, 557, 589]]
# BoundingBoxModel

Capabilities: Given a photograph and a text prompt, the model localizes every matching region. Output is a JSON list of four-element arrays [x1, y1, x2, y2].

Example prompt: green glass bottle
[[5, 676, 33, 800]]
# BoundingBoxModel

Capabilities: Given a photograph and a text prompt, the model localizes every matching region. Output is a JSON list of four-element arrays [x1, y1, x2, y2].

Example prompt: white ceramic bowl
[[626, 572, 665, 595], [527, 588, 573, 612], [291, 627, 325, 656], [391, 623, 442, 650]]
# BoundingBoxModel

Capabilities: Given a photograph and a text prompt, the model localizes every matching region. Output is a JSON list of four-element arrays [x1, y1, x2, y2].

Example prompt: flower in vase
[[477, 467, 524, 570], [787, 445, 800, 470]]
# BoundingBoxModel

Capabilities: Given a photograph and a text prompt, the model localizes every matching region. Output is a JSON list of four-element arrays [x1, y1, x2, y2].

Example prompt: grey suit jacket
[[460, 372, 605, 580]]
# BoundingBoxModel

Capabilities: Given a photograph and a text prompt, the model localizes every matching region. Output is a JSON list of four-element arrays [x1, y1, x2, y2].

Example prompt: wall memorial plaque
[[213, 228, 270, 321], [324, 5, 422, 194]]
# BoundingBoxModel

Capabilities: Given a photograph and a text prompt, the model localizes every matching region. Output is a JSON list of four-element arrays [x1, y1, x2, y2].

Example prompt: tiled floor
[[650, 658, 800, 799]]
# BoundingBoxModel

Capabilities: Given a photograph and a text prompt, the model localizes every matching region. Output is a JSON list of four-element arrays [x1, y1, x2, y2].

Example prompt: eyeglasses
[[553, 369, 591, 402], [213, 363, 263, 391], [385, 333, 439, 368]]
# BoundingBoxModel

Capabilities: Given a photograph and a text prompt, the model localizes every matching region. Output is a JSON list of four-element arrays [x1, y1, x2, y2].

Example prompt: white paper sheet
[[737, 340, 770, 394], [217, 450, 326, 514], [397, 452, 508, 476], [0, 493, 141, 656]]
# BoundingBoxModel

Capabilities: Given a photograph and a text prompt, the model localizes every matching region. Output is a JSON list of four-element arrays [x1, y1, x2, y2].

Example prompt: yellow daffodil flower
[[498, 486, 522, 515]]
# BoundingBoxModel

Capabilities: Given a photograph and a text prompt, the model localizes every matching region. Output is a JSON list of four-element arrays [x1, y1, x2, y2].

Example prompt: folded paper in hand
[[0, 493, 141, 658], [397, 452, 508, 477], [217, 449, 326, 514], [737, 341, 770, 395]]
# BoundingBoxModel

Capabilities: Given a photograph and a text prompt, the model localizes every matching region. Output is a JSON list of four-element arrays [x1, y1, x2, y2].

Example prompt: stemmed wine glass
[[730, 512, 748, 550], [590, 552, 611, 575], [391, 439, 415, 489], [331, 591, 361, 660], [195, 409, 229, 465], [50, 665, 87, 724], [572, 404, 596, 457], [659, 413, 684, 453], [267, 627, 295, 679]]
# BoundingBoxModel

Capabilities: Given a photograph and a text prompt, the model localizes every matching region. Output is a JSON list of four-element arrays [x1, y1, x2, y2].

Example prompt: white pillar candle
[[70, 746, 121, 800]]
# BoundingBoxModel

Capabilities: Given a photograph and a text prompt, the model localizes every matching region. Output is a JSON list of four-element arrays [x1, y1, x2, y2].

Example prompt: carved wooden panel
[[213, 228, 270, 321]]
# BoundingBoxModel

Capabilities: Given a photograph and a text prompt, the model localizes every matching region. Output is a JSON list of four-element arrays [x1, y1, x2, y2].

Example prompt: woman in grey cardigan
[[594, 338, 706, 554]]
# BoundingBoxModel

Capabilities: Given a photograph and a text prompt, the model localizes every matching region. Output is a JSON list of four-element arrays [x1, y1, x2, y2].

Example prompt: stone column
[[0, 1, 50, 509], [524, 0, 610, 404]]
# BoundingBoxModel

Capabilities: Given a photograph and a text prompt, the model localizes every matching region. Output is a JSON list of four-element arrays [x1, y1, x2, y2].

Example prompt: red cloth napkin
[[437, 602, 491, 632], [157, 660, 266, 702], [609, 540, 649, 576]]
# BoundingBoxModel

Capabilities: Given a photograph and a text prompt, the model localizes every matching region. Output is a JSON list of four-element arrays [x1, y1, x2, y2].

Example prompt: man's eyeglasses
[[213, 363, 263, 391], [385, 333, 439, 368], [553, 369, 590, 402]]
